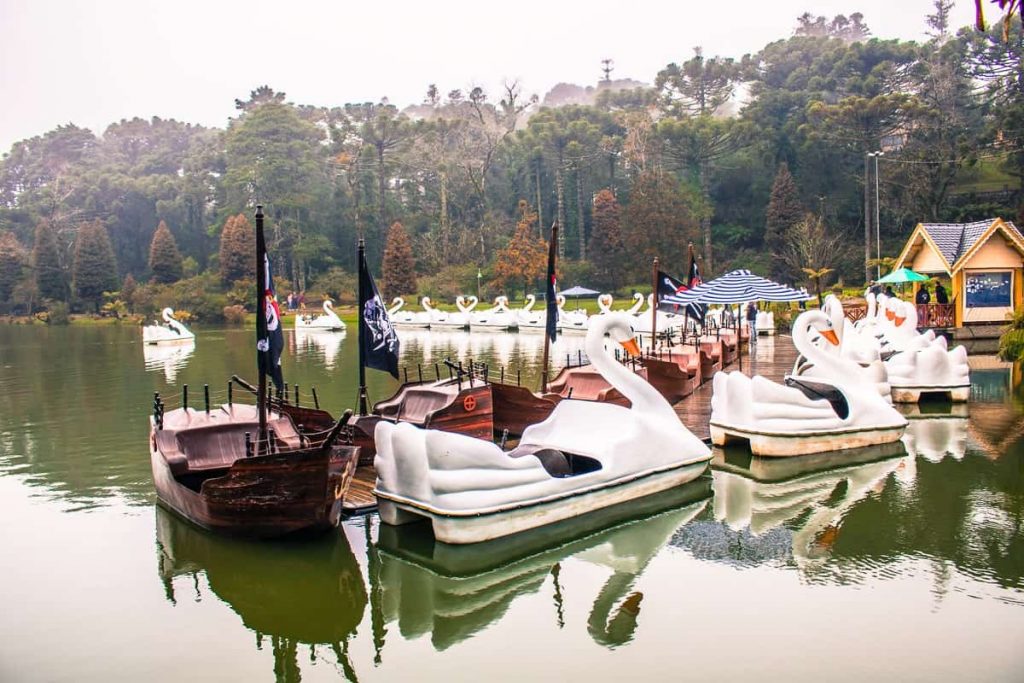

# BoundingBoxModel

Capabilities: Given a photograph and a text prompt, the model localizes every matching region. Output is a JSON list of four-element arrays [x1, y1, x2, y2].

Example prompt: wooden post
[[311, 386, 320, 409], [294, 384, 300, 407], [255, 205, 268, 454], [651, 257, 659, 350], [204, 384, 210, 414], [182, 384, 188, 410]]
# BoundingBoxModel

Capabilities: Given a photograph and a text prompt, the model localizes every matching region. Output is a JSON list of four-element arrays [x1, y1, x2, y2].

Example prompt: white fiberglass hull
[[376, 460, 709, 544], [709, 422, 906, 457]]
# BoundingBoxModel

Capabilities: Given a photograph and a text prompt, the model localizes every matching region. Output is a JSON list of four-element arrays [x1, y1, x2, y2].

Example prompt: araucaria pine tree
[[381, 221, 417, 299], [765, 162, 805, 281], [148, 220, 183, 284], [72, 220, 118, 312], [32, 221, 67, 302], [588, 188, 625, 290], [219, 213, 255, 285]]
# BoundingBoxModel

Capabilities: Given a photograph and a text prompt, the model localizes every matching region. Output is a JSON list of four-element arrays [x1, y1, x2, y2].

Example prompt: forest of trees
[[0, 5, 1022, 320]]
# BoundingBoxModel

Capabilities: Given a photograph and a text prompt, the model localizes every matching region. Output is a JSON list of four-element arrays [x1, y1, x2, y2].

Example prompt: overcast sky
[[0, 0, 980, 151]]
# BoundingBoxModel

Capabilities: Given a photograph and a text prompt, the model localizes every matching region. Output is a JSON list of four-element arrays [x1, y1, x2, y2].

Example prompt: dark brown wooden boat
[[348, 374, 495, 461], [150, 395, 358, 539]]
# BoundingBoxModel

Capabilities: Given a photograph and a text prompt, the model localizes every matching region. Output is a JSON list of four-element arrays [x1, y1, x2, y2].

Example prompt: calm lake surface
[[1, 324, 1023, 682]]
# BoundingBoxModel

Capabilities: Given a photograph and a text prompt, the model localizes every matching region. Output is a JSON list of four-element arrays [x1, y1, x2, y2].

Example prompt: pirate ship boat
[[148, 206, 359, 538]]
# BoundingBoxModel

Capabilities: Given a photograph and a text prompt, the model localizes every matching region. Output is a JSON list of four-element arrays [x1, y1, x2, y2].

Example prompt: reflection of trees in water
[[155, 508, 367, 682], [671, 522, 793, 566]]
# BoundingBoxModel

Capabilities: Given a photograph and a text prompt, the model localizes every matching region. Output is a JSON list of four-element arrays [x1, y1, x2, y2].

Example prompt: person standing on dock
[[745, 302, 758, 347]]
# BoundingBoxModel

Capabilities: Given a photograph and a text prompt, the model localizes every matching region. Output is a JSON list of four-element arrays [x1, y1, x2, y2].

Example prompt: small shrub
[[308, 268, 358, 306], [999, 308, 1024, 362], [45, 300, 70, 325], [223, 304, 247, 326]]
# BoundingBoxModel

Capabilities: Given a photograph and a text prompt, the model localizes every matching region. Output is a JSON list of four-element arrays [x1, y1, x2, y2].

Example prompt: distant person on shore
[[935, 282, 949, 304], [869, 283, 882, 296], [298, 291, 306, 311], [745, 302, 758, 346], [916, 285, 930, 305], [885, 285, 896, 298]]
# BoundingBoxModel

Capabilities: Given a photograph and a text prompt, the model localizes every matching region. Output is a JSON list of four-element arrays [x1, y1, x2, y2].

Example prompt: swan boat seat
[[784, 377, 850, 420], [505, 444, 603, 478]]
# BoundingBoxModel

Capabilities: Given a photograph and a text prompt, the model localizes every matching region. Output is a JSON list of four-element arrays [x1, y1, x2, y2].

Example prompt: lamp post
[[868, 150, 884, 278]]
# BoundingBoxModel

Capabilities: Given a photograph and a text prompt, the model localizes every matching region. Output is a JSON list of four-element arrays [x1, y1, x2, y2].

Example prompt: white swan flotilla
[[883, 302, 970, 403], [373, 312, 712, 544], [711, 309, 907, 456], [294, 299, 345, 331], [143, 308, 195, 345]]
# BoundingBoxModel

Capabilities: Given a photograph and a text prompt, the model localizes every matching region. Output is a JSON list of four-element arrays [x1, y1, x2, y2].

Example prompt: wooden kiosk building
[[893, 217, 1024, 330]]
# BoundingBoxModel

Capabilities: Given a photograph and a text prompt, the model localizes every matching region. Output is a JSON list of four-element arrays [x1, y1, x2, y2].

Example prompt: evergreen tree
[[121, 273, 137, 312], [621, 171, 700, 282], [148, 220, 183, 284], [381, 221, 417, 299], [0, 231, 26, 303], [764, 162, 805, 281], [32, 222, 67, 302], [219, 213, 255, 285], [588, 189, 625, 290], [72, 220, 118, 312], [493, 202, 548, 296]]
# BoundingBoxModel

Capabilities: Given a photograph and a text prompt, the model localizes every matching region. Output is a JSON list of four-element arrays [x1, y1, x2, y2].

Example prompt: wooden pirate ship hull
[[149, 404, 358, 539]]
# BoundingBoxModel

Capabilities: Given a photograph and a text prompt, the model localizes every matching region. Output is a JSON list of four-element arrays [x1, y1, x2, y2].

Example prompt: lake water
[[1, 324, 1023, 682]]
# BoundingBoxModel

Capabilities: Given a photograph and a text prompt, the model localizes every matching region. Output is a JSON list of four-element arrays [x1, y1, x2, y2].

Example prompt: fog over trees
[[1, 6, 1021, 318]]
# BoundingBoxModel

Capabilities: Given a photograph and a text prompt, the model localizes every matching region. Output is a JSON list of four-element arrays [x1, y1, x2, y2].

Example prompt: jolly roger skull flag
[[359, 245, 400, 379]]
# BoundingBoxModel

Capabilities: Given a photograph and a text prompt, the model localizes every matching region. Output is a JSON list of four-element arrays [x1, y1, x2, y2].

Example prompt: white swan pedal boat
[[429, 296, 477, 330], [295, 299, 346, 331], [143, 308, 195, 345], [373, 312, 712, 544], [711, 310, 907, 457], [388, 297, 431, 329]]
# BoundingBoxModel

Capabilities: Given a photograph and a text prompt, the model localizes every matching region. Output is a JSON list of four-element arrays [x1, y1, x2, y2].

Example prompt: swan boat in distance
[[295, 299, 346, 331], [556, 295, 589, 335], [710, 309, 907, 457], [373, 313, 712, 544], [429, 295, 477, 330], [388, 297, 431, 329], [470, 296, 518, 331], [143, 308, 196, 345], [515, 294, 546, 331]]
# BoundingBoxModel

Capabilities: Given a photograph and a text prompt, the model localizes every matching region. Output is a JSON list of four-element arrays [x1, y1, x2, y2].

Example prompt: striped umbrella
[[661, 269, 811, 305]]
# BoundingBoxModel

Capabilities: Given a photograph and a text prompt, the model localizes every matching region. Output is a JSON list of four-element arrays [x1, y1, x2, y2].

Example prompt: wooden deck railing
[[917, 303, 955, 328]]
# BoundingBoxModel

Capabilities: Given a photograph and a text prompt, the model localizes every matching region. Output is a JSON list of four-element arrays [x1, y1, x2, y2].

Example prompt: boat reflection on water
[[672, 442, 909, 569], [292, 328, 346, 370], [155, 508, 367, 680], [899, 402, 969, 462], [142, 340, 195, 383], [372, 479, 711, 652]]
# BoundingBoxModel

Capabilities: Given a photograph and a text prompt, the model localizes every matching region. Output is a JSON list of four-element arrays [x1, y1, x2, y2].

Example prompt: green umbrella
[[876, 267, 929, 284]]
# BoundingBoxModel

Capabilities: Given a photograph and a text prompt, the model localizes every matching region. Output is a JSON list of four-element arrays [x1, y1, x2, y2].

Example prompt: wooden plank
[[343, 465, 379, 514]]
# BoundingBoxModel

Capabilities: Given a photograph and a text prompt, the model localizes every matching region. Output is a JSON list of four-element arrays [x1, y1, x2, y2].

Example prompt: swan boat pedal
[[710, 310, 907, 457], [373, 313, 712, 544], [295, 299, 346, 331], [143, 308, 196, 345]]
